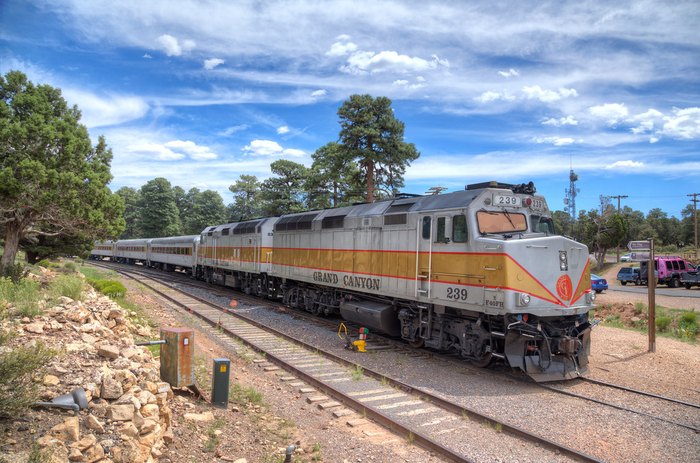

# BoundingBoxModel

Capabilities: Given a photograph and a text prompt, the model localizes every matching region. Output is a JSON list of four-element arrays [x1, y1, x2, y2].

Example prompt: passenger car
[[620, 253, 631, 262], [591, 274, 608, 293], [616, 267, 640, 286]]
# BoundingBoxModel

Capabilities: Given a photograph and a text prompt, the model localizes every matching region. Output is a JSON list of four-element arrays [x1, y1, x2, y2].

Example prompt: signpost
[[628, 239, 655, 352]]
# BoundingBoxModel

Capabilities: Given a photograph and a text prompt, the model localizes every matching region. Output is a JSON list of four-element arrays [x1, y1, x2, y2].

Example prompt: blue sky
[[1, 0, 699, 218]]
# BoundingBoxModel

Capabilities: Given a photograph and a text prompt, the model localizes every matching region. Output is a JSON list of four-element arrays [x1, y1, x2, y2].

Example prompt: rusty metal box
[[160, 327, 194, 387]]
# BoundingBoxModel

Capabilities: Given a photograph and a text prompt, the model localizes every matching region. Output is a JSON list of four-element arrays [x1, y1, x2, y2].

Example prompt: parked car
[[591, 274, 608, 293], [681, 270, 700, 289], [616, 267, 640, 286], [620, 253, 632, 262]]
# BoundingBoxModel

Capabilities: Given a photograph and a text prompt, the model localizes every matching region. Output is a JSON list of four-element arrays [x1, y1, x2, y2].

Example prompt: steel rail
[[90, 261, 602, 463], [538, 384, 699, 433], [579, 377, 700, 409]]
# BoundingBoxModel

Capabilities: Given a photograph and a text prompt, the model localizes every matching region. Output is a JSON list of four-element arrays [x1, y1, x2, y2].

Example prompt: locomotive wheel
[[470, 352, 492, 368], [408, 338, 424, 348]]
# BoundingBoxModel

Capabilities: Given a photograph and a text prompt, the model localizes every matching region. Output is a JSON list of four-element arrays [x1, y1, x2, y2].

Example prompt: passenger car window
[[422, 217, 431, 239], [666, 261, 672, 270], [453, 215, 468, 242], [672, 261, 679, 270]]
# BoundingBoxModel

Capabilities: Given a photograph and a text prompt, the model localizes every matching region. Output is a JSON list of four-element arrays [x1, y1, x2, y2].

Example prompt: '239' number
[[446, 287, 469, 301]]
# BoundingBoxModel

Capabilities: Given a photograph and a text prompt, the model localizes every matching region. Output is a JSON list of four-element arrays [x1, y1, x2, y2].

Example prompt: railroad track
[[89, 261, 602, 463], [92, 262, 700, 433]]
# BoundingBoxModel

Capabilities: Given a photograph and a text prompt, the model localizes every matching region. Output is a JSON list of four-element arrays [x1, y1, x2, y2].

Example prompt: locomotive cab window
[[421, 216, 431, 239], [477, 210, 527, 234], [453, 214, 468, 242], [531, 215, 555, 234], [435, 216, 450, 243]]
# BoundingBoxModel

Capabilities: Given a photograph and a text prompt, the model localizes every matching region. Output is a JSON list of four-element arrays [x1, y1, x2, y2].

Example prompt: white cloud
[[589, 103, 629, 126], [156, 34, 195, 56], [310, 89, 327, 97], [62, 88, 149, 128], [164, 140, 218, 160], [629, 108, 663, 134], [533, 136, 577, 146], [242, 139, 305, 157], [661, 107, 700, 139], [340, 49, 449, 75], [542, 115, 578, 126], [605, 160, 645, 169], [276, 126, 290, 135], [523, 85, 578, 103], [474, 90, 516, 103], [127, 142, 184, 161], [203, 58, 225, 70], [326, 40, 358, 57], [142, 53, 152, 59], [393, 79, 426, 90], [498, 68, 519, 78]]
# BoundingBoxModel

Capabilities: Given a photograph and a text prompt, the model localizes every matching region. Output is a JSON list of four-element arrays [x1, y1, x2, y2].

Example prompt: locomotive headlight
[[559, 251, 568, 271], [518, 293, 531, 306], [586, 291, 596, 304]]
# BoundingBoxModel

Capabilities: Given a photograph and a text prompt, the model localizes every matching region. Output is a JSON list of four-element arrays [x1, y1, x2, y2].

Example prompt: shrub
[[1, 262, 28, 283], [655, 315, 672, 332], [633, 302, 646, 315], [63, 262, 77, 272], [0, 335, 56, 418], [49, 275, 84, 302], [88, 279, 126, 298], [678, 311, 699, 339], [36, 259, 52, 268]]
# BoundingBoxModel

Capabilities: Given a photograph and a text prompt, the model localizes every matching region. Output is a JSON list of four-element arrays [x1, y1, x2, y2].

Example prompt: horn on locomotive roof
[[466, 181, 536, 195]]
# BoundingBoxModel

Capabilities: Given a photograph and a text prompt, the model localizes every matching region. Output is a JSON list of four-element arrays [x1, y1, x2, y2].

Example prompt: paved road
[[608, 285, 700, 298]]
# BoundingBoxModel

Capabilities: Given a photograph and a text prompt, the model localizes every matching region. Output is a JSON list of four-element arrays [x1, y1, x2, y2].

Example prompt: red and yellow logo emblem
[[556, 275, 573, 302]]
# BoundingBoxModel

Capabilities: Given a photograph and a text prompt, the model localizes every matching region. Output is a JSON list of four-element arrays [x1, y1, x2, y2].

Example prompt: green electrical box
[[211, 358, 231, 408], [160, 327, 195, 387]]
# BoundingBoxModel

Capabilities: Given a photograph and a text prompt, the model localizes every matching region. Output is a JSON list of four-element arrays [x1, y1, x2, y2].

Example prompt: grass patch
[[598, 302, 699, 342], [203, 418, 226, 453], [48, 274, 85, 302], [350, 364, 364, 381], [230, 382, 263, 407], [0, 277, 42, 318]]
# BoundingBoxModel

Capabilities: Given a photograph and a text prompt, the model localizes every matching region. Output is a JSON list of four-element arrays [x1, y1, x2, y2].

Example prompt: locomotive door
[[415, 216, 433, 298]]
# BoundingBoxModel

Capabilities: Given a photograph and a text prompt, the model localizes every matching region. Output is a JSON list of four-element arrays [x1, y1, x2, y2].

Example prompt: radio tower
[[564, 171, 579, 219], [563, 160, 579, 234]]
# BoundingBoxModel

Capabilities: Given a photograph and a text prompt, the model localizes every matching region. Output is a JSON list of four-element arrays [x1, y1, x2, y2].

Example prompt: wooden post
[[647, 239, 656, 353]]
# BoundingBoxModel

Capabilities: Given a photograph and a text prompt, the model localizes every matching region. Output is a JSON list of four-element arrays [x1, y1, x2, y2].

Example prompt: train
[[91, 181, 594, 382]]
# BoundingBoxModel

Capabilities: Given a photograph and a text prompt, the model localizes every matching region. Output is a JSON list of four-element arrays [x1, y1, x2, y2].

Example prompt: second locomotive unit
[[93, 181, 594, 381]]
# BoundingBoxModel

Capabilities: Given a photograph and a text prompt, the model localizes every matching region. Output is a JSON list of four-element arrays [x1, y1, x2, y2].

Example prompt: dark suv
[[617, 266, 640, 286]]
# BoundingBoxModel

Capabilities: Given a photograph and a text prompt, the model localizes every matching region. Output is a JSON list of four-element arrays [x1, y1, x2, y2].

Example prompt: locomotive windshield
[[477, 210, 527, 234]]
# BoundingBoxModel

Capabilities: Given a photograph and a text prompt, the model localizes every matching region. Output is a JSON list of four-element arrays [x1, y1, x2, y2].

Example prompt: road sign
[[629, 251, 651, 261], [628, 240, 651, 251]]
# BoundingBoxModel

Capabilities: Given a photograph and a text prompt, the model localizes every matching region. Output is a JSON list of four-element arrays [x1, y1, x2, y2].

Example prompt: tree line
[[1, 69, 695, 275], [551, 204, 697, 267], [1, 71, 419, 272]]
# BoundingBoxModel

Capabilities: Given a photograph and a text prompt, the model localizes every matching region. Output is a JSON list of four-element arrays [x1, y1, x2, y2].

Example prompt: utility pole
[[608, 195, 628, 262], [689, 193, 699, 259]]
